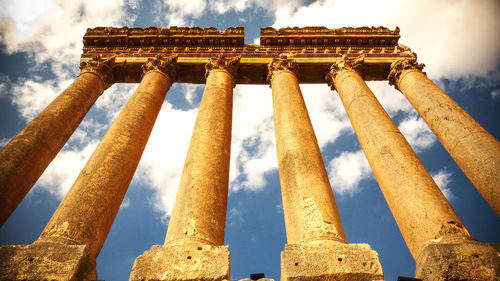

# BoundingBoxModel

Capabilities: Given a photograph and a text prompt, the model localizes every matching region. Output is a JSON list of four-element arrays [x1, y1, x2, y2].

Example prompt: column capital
[[267, 54, 300, 82], [388, 58, 425, 89], [141, 54, 178, 81], [325, 54, 365, 91], [205, 55, 241, 87], [79, 55, 116, 89]]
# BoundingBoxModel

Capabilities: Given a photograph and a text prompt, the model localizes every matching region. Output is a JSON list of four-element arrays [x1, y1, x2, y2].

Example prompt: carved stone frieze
[[261, 26, 399, 35], [141, 54, 178, 80], [387, 58, 425, 88], [204, 55, 241, 80], [83, 26, 245, 49], [260, 26, 400, 48], [326, 54, 365, 90], [79, 55, 116, 88], [267, 54, 300, 82]]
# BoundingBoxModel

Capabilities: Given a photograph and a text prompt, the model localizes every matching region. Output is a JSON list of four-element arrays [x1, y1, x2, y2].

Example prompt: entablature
[[81, 26, 415, 84]]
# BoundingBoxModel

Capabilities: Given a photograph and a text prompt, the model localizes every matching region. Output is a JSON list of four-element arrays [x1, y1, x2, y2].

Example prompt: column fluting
[[165, 55, 239, 246], [0, 57, 115, 227], [269, 55, 346, 244], [38, 55, 176, 261], [389, 58, 500, 216], [326, 56, 472, 259]]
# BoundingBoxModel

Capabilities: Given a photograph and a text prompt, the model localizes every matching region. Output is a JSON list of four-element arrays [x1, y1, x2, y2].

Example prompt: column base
[[0, 240, 96, 281], [129, 242, 230, 281], [416, 240, 500, 281], [281, 241, 384, 281]]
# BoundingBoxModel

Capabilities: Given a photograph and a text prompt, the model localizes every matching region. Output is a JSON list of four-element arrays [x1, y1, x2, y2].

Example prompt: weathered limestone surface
[[269, 56, 383, 280], [38, 56, 175, 262], [327, 57, 471, 259], [0, 240, 96, 281], [281, 241, 384, 281], [130, 56, 236, 281], [129, 243, 230, 281], [269, 55, 346, 244], [165, 55, 237, 246], [416, 239, 500, 280], [389, 58, 500, 216], [0, 57, 113, 227]]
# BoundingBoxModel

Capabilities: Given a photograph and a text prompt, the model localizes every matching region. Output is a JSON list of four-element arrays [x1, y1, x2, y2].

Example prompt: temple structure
[[0, 26, 499, 281]]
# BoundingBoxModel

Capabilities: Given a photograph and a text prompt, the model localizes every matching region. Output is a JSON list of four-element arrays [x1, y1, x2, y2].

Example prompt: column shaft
[[0, 67, 110, 226], [39, 64, 173, 261], [390, 61, 500, 215], [165, 68, 234, 246], [274, 57, 383, 280], [328, 63, 470, 259], [130, 56, 236, 281], [270, 60, 346, 244]]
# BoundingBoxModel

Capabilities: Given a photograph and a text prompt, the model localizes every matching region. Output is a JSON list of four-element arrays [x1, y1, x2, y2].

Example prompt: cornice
[[261, 26, 400, 36], [83, 26, 245, 49], [260, 26, 400, 48], [388, 58, 425, 89]]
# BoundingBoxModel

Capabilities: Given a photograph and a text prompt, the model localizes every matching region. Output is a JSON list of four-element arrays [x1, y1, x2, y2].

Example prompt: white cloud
[[327, 149, 372, 196], [271, 0, 500, 80], [10, 78, 72, 121], [0, 0, 57, 38], [211, 0, 253, 14], [209, 0, 297, 15], [180, 84, 203, 106], [154, 0, 304, 26], [229, 85, 277, 192], [301, 84, 352, 148], [492, 89, 500, 100], [0, 138, 9, 148], [276, 202, 283, 214], [156, 0, 207, 26], [35, 140, 99, 199], [120, 197, 130, 209], [431, 169, 454, 201], [368, 81, 413, 118], [1, 0, 136, 124], [95, 84, 136, 122], [134, 102, 198, 220], [227, 206, 244, 225], [398, 113, 436, 152], [0, 0, 132, 70]]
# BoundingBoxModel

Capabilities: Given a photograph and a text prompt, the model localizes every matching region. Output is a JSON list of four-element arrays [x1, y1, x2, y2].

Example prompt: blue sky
[[0, 0, 499, 280]]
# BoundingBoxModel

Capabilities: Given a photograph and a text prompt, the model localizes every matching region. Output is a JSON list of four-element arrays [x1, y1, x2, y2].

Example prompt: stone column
[[389, 58, 500, 216], [326, 56, 499, 281], [270, 55, 383, 281], [0, 56, 115, 227], [130, 55, 239, 281], [0, 55, 176, 281]]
